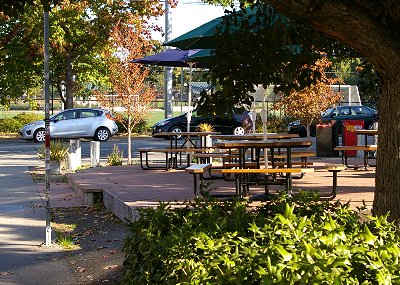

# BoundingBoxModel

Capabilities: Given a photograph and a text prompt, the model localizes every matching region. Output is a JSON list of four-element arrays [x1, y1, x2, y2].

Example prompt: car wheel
[[33, 128, 46, 143], [233, 126, 245, 135], [94, 127, 111, 142], [169, 126, 183, 139]]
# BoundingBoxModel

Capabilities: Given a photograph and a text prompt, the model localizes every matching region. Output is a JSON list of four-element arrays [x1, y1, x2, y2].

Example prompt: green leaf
[[274, 244, 293, 262]]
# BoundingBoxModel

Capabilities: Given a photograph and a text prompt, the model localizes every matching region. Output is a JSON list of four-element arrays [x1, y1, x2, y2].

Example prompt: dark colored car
[[287, 105, 378, 137], [152, 110, 252, 138]]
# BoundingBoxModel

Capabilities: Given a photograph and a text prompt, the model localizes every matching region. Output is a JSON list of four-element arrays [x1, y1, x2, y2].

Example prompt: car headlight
[[155, 120, 169, 127], [289, 120, 301, 127], [24, 122, 41, 129]]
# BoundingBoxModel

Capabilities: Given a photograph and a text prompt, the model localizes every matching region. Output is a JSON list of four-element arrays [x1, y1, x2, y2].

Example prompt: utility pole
[[164, 0, 173, 118], [43, 7, 52, 246]]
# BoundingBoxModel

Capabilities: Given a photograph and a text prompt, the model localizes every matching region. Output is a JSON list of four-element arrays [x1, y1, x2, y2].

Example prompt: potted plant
[[37, 140, 69, 174]]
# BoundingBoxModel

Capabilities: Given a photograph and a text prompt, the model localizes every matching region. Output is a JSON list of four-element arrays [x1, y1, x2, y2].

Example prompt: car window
[[351, 106, 365, 115], [54, 110, 78, 121], [338, 107, 350, 116], [361, 106, 376, 114], [80, 109, 100, 118]]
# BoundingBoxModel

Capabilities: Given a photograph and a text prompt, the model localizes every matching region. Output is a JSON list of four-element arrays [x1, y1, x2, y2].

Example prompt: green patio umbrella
[[164, 6, 274, 50], [186, 48, 214, 65]]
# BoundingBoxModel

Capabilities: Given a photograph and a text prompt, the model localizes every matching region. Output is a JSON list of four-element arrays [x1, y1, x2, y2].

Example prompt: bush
[[0, 112, 43, 133], [107, 144, 123, 166], [37, 140, 69, 162], [0, 118, 22, 133], [14, 112, 44, 125], [255, 113, 289, 133], [115, 119, 149, 134], [122, 193, 400, 284]]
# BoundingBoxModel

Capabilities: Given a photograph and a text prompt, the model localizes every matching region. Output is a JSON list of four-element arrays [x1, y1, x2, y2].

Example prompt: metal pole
[[44, 10, 52, 246], [164, 0, 173, 118], [180, 67, 184, 114], [187, 63, 193, 133], [51, 70, 54, 114]]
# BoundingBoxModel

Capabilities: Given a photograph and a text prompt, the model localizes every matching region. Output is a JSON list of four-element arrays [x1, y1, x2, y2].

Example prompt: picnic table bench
[[138, 147, 214, 170], [219, 167, 315, 198]]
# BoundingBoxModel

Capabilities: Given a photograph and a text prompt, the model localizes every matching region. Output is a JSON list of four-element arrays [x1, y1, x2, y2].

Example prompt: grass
[[52, 221, 79, 250], [0, 110, 44, 119], [57, 235, 77, 250]]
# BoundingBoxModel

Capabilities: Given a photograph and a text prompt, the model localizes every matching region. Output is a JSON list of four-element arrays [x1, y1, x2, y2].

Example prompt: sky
[[151, 0, 229, 42]]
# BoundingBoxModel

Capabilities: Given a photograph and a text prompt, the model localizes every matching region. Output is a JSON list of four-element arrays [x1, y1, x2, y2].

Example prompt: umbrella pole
[[186, 63, 194, 166], [252, 96, 257, 134], [261, 96, 268, 169], [180, 67, 184, 114], [187, 63, 193, 133]]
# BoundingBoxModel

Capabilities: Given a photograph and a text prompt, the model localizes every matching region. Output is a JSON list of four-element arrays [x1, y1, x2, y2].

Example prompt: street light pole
[[44, 8, 52, 246], [164, 0, 173, 119]]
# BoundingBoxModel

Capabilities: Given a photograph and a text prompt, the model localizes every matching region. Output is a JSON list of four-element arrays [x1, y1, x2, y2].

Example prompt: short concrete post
[[357, 134, 364, 158], [205, 135, 212, 148], [90, 141, 100, 167], [69, 139, 81, 170]]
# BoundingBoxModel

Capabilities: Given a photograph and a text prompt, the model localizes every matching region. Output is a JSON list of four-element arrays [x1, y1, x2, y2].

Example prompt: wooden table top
[[153, 131, 221, 137], [215, 139, 313, 149], [210, 133, 299, 140], [354, 129, 378, 135]]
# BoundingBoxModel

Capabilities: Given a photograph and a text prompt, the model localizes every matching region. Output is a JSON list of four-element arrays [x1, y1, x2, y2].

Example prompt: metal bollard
[[90, 141, 100, 167], [69, 139, 81, 170]]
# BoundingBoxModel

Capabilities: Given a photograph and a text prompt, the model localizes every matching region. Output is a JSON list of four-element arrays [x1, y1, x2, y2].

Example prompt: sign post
[[44, 8, 52, 246]]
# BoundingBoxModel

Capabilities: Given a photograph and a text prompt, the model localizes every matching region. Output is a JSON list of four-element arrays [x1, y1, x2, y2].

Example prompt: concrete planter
[[50, 160, 62, 174]]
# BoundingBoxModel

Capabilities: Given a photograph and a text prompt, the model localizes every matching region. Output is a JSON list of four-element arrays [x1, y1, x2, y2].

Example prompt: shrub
[[122, 193, 400, 284], [14, 112, 44, 125], [255, 113, 289, 133], [0, 112, 43, 133], [0, 118, 22, 133], [37, 140, 69, 162], [107, 144, 123, 166]]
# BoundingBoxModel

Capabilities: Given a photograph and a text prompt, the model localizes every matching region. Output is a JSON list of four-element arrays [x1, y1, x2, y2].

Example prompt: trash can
[[342, 120, 364, 157], [316, 121, 339, 157]]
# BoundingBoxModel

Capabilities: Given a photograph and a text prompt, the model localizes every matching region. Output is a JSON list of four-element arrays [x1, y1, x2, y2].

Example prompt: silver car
[[19, 108, 118, 142]]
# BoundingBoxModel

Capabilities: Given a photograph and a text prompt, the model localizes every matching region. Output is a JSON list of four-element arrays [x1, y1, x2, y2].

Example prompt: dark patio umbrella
[[131, 49, 211, 133], [131, 49, 209, 68], [164, 6, 269, 50]]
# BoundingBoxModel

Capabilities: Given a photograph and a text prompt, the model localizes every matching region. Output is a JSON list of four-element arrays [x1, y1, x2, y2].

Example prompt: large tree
[[94, 14, 157, 164], [0, 0, 170, 108], [202, 0, 399, 220]]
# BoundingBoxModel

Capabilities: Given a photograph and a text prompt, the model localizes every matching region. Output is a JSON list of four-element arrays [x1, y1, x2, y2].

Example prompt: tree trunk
[[262, 0, 400, 220], [127, 115, 132, 164], [65, 59, 74, 109], [372, 77, 400, 221], [306, 119, 311, 139]]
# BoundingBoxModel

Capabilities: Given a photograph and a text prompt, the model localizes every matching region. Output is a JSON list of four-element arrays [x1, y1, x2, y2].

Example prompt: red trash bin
[[342, 120, 364, 156]]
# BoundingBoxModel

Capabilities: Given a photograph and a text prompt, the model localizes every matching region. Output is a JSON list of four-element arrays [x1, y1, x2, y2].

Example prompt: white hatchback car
[[19, 108, 118, 142]]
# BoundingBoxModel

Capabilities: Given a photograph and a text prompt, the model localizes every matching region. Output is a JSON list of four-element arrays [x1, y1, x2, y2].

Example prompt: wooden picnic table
[[215, 140, 313, 168], [335, 129, 378, 170], [354, 129, 378, 147], [210, 133, 299, 141], [153, 131, 221, 149], [214, 140, 313, 197]]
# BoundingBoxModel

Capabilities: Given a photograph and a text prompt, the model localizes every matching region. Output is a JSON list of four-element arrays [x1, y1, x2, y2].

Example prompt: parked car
[[287, 105, 378, 137], [19, 108, 118, 143], [152, 110, 252, 139]]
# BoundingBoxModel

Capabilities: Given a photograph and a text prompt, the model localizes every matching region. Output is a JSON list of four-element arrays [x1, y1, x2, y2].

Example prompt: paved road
[[0, 139, 77, 285]]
